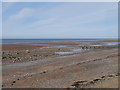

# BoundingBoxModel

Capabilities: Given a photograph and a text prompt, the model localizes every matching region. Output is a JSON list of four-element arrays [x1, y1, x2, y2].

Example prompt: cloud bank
[[2, 2, 118, 39]]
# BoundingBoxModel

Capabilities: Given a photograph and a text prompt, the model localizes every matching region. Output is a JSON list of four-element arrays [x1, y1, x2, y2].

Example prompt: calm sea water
[[1, 39, 116, 44]]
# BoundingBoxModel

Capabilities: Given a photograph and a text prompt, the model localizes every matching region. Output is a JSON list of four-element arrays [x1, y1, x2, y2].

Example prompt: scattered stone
[[16, 52, 19, 54], [93, 78, 101, 82], [72, 82, 80, 88], [101, 76, 105, 78], [2, 56, 6, 59], [75, 80, 87, 83], [89, 81, 94, 84], [107, 75, 113, 77], [72, 80, 88, 88]]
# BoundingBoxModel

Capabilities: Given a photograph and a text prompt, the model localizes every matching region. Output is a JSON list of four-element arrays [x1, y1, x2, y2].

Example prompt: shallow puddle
[[104, 42, 120, 46], [55, 48, 89, 55], [78, 44, 102, 46], [41, 45, 74, 49], [55, 52, 74, 55], [72, 49, 88, 52]]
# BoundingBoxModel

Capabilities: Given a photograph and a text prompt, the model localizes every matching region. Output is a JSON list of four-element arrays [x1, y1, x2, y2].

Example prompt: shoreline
[[2, 40, 119, 88], [2, 39, 119, 51]]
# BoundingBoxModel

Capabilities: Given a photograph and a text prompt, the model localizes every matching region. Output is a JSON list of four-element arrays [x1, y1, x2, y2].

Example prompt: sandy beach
[[2, 40, 119, 88]]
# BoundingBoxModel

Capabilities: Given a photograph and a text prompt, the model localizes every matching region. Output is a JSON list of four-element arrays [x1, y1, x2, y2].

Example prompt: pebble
[[89, 81, 94, 84], [107, 75, 113, 77], [101, 76, 105, 78], [76, 81, 87, 83], [93, 78, 101, 82], [13, 81, 16, 83]]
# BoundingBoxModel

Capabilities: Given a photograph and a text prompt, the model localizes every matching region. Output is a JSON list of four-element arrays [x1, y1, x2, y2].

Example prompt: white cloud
[[3, 2, 117, 38], [29, 7, 117, 31], [7, 8, 34, 23], [31, 18, 56, 27], [27, 3, 117, 29], [65, 7, 117, 25]]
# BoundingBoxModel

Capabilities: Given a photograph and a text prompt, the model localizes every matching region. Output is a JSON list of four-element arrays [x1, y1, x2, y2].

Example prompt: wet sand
[[2, 39, 118, 51], [2, 40, 119, 88], [2, 44, 44, 51]]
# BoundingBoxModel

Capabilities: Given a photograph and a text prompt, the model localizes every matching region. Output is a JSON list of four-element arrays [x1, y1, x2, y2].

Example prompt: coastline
[[2, 40, 119, 88], [2, 39, 118, 51]]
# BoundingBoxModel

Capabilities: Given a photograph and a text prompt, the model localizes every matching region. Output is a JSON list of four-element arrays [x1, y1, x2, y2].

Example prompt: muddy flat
[[2, 49, 118, 88], [2, 40, 119, 88]]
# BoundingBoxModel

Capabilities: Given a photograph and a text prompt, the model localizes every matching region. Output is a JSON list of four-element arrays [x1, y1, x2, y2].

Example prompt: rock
[[16, 52, 19, 54], [71, 82, 80, 88], [2, 56, 6, 59], [107, 75, 113, 77], [76, 81, 87, 83], [89, 81, 94, 84], [101, 76, 105, 78], [13, 81, 16, 83], [43, 71, 46, 73], [93, 78, 101, 82]]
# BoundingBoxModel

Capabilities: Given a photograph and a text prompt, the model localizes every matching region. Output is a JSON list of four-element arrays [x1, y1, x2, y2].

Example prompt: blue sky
[[2, 2, 118, 39]]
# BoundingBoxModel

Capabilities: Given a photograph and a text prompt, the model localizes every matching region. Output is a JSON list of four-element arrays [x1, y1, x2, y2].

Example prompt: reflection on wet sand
[[2, 40, 119, 88]]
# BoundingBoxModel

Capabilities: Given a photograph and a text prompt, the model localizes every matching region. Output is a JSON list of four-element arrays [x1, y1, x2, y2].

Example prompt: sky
[[2, 2, 118, 39], [0, 2, 2, 39]]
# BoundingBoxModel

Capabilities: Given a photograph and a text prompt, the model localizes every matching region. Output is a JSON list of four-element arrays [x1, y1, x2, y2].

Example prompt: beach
[[2, 40, 119, 88]]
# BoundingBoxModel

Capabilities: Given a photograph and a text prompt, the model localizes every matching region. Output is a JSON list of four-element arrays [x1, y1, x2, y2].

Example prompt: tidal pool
[[55, 52, 74, 55], [72, 49, 89, 52], [41, 45, 74, 49], [55, 48, 89, 55], [104, 42, 120, 46], [78, 44, 102, 47]]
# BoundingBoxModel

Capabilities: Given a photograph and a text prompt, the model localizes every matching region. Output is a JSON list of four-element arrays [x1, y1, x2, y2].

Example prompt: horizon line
[[1, 38, 118, 40]]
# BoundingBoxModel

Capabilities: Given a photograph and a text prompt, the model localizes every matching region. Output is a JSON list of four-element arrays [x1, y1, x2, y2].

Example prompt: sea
[[1, 38, 117, 44]]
